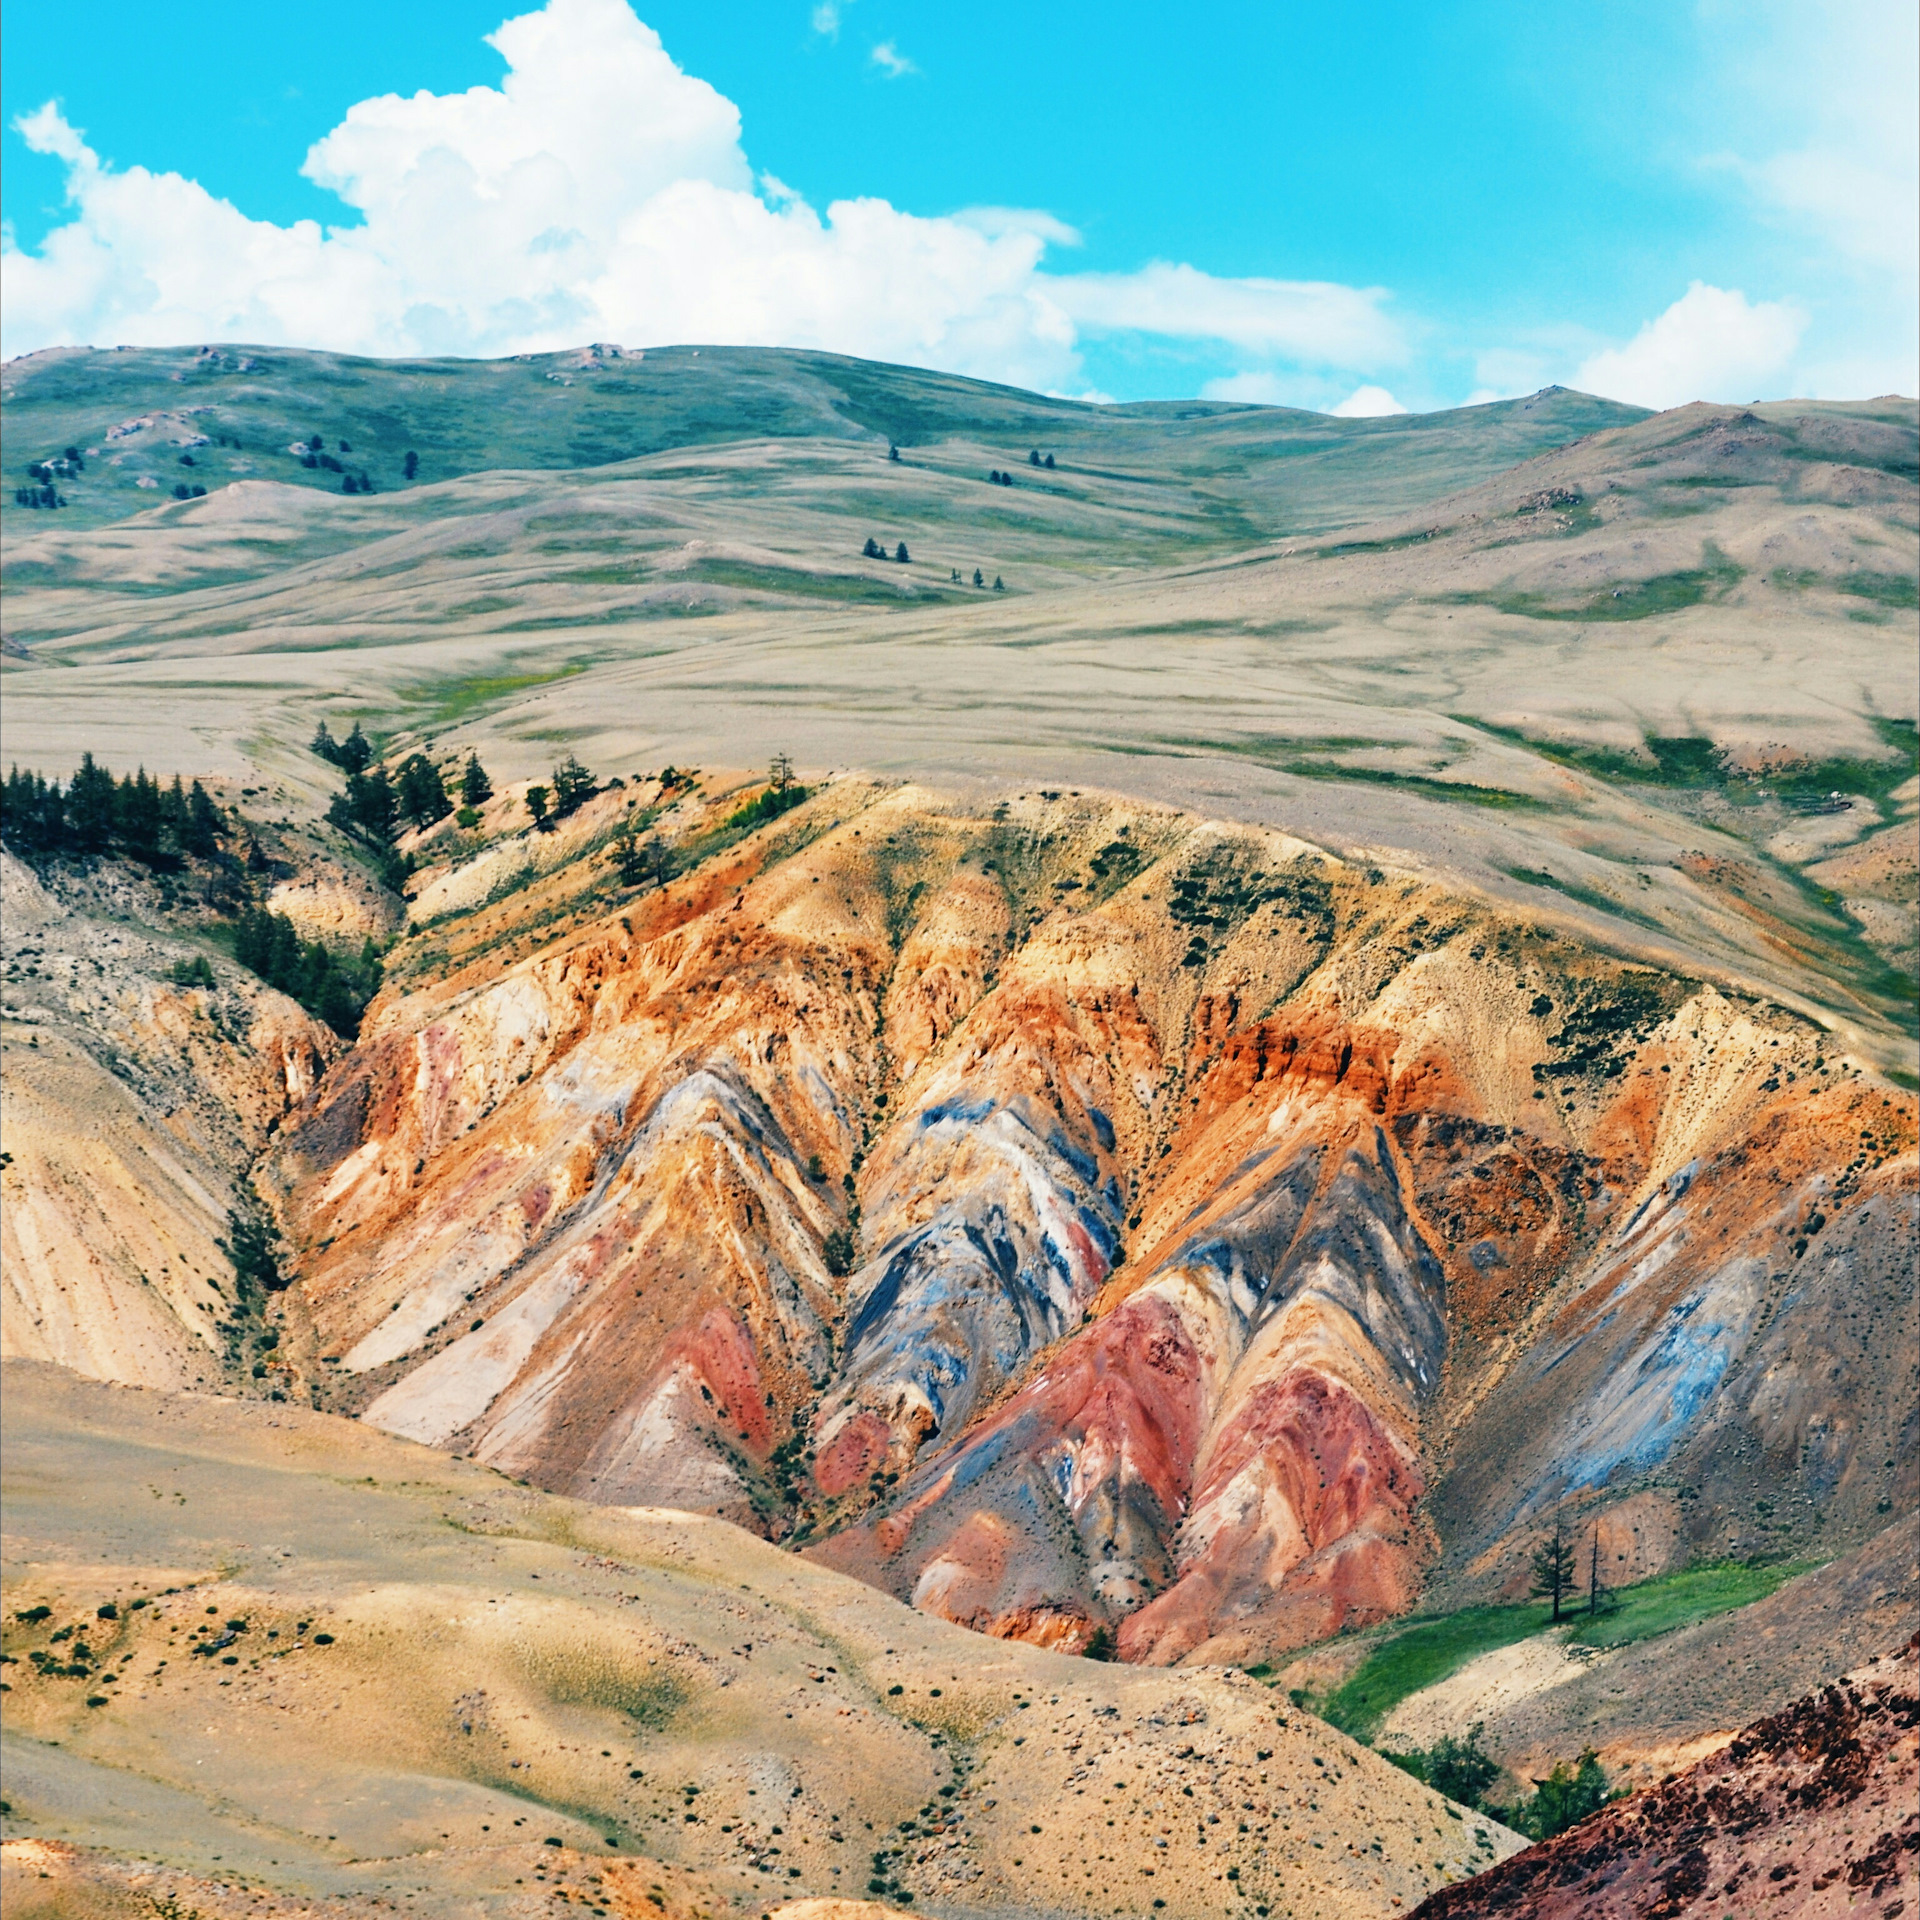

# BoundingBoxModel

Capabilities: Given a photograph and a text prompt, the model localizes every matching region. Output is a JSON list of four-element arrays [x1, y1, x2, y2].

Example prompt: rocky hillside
[[1409, 1636, 1918, 1918], [229, 775, 1915, 1682], [1, 850, 332, 1389]]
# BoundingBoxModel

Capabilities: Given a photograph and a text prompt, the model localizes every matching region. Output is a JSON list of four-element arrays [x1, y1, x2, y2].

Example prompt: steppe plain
[[2, 342, 1916, 1918]]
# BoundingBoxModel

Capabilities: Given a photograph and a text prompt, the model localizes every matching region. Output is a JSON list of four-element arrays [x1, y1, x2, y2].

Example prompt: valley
[[2, 343, 1914, 1917]]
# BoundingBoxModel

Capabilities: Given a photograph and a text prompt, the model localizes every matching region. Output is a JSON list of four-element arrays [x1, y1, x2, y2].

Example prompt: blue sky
[[3, 0, 1914, 409]]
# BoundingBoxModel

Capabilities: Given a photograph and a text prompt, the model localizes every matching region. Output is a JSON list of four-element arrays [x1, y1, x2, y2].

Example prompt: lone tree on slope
[[1530, 1516, 1579, 1621], [895, 541, 910, 563], [460, 751, 493, 807]]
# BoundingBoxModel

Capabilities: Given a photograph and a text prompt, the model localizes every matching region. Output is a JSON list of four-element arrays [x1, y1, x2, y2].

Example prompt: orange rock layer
[[266, 784, 1917, 1666]]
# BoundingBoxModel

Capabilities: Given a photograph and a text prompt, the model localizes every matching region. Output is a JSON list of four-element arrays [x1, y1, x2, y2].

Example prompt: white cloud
[[953, 206, 1082, 248], [1199, 372, 1292, 405], [1329, 383, 1406, 417], [1573, 282, 1806, 409], [869, 41, 917, 78], [1051, 263, 1402, 364], [0, 0, 1402, 396], [810, 2, 841, 38], [1723, 0, 1917, 278]]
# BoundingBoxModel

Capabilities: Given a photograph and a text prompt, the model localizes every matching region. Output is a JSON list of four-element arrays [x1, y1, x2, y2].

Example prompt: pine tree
[[396, 754, 451, 830], [1044, 452, 1055, 469], [770, 752, 795, 794], [1530, 1517, 1578, 1621], [863, 536, 882, 558], [525, 784, 551, 828], [460, 752, 493, 806], [68, 753, 118, 855], [339, 723, 372, 774], [1028, 449, 1041, 466], [160, 775, 189, 848], [972, 568, 984, 588], [183, 782, 224, 858], [551, 753, 595, 818], [115, 768, 165, 866], [403, 451, 419, 480], [895, 541, 910, 563], [993, 575, 1005, 591]]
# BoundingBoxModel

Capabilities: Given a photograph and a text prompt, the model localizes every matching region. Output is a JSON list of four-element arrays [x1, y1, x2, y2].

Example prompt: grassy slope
[[1311, 1562, 1811, 1743], [1, 342, 1645, 537]]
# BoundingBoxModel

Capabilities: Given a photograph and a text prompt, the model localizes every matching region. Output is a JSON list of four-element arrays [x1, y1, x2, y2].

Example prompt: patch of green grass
[[1455, 544, 1745, 624], [1205, 736, 1546, 811], [398, 660, 591, 732], [1839, 570, 1919, 611], [1315, 1558, 1821, 1742], [1502, 864, 1665, 931], [1569, 1560, 1811, 1650], [1469, 718, 1917, 818], [1318, 1604, 1555, 1741], [683, 558, 937, 603], [1316, 527, 1450, 558]]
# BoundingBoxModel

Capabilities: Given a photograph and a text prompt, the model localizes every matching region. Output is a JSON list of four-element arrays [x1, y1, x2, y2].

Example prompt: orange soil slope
[[256, 782, 1915, 1671]]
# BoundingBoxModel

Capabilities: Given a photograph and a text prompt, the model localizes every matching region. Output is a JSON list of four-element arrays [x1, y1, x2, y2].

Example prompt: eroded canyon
[[205, 775, 1908, 1684]]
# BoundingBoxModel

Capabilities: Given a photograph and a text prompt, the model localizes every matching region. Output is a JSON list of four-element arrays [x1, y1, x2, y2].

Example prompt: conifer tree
[[183, 781, 224, 858], [68, 753, 118, 855], [551, 753, 595, 818], [396, 754, 452, 830], [1530, 1517, 1578, 1621], [460, 752, 493, 807]]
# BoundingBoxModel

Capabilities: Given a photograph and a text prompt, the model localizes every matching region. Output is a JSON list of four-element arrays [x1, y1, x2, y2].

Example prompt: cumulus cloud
[[1573, 282, 1806, 409], [0, 0, 1403, 396], [1330, 384, 1406, 417], [869, 41, 917, 78]]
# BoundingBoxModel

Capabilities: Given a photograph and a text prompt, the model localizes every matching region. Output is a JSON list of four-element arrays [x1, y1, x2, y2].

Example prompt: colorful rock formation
[[261, 781, 1916, 1669]]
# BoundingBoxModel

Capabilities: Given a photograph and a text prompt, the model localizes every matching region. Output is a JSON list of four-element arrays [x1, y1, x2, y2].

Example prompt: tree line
[[2, 757, 226, 866], [312, 722, 494, 859], [1381, 1725, 1612, 1840], [0, 754, 380, 1037]]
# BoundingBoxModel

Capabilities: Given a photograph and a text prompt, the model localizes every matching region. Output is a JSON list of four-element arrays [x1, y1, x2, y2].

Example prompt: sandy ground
[[1, 1361, 1524, 1919]]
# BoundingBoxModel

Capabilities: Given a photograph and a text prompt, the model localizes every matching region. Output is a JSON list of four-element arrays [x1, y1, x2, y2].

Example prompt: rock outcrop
[[1410, 1637, 1918, 1918]]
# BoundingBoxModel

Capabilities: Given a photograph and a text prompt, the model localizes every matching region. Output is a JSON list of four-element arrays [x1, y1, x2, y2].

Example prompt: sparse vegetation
[[1307, 1558, 1818, 1742]]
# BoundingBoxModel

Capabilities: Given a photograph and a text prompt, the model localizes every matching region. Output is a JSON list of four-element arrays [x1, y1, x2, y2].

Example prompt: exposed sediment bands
[[267, 781, 1917, 1669]]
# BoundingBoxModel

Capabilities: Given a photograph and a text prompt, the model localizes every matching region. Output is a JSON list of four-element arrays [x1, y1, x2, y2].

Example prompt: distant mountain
[[2, 339, 1645, 535]]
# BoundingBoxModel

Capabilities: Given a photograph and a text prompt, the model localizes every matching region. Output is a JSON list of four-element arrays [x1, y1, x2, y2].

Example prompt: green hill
[[2, 341, 1644, 536]]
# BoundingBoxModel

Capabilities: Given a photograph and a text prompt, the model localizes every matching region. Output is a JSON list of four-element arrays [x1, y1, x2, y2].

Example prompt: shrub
[[1513, 1749, 1613, 1839], [724, 782, 808, 831]]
